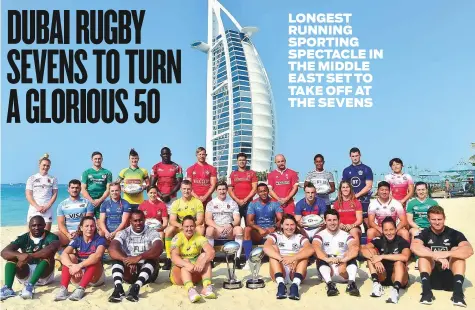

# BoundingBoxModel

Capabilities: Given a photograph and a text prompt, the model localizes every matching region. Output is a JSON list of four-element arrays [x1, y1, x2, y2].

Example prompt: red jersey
[[186, 162, 217, 196], [229, 169, 258, 200], [151, 162, 182, 199], [138, 200, 168, 223], [333, 199, 363, 225], [267, 168, 299, 215]]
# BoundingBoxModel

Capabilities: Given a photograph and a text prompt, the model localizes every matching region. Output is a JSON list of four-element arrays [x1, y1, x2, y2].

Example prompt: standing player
[[384, 158, 414, 207], [25, 154, 58, 232], [117, 149, 150, 211], [150, 147, 183, 213], [412, 206, 474, 307], [81, 151, 113, 219], [98, 183, 131, 242], [294, 183, 326, 241], [342, 147, 373, 227], [268, 154, 299, 215], [304, 154, 335, 210], [228, 152, 258, 224], [407, 182, 439, 240], [186, 147, 217, 207], [333, 181, 364, 241]]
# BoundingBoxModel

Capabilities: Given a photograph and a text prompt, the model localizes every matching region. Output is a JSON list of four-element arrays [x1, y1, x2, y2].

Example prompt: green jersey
[[81, 168, 112, 199], [11, 231, 59, 264], [406, 198, 438, 228]]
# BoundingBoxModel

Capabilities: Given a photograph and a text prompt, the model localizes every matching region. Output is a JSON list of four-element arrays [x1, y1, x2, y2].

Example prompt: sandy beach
[[1, 197, 474, 310]]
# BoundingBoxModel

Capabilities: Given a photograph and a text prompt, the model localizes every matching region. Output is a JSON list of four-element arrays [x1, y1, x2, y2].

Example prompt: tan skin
[[304, 156, 335, 195], [139, 187, 169, 239], [268, 154, 299, 205], [228, 156, 257, 207], [98, 184, 131, 241], [335, 182, 363, 240], [205, 185, 243, 239], [81, 154, 110, 208], [189, 150, 217, 203], [390, 162, 414, 205]]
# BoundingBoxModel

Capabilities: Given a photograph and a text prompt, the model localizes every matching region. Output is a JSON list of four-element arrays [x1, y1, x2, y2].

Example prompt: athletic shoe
[[54, 286, 69, 301], [0, 285, 16, 301], [162, 258, 172, 270], [346, 281, 360, 297], [419, 291, 435, 305], [68, 287, 85, 301], [370, 282, 383, 297], [386, 287, 399, 304], [242, 261, 251, 270], [415, 259, 419, 270], [20, 283, 34, 299], [108, 284, 125, 303], [188, 287, 202, 303], [235, 257, 243, 270], [451, 294, 467, 308], [202, 285, 217, 299], [126, 284, 140, 302], [276, 282, 287, 299], [326, 282, 339, 297], [288, 283, 300, 300]]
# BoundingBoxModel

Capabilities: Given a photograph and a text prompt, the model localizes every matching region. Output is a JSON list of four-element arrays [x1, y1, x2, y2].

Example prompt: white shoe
[[415, 259, 419, 270], [370, 282, 383, 297], [242, 261, 251, 270], [386, 287, 399, 304]]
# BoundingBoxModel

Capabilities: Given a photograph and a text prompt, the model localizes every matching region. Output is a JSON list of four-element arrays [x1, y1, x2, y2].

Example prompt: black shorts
[[239, 202, 250, 220], [430, 267, 454, 291], [361, 202, 369, 218], [379, 261, 408, 287]]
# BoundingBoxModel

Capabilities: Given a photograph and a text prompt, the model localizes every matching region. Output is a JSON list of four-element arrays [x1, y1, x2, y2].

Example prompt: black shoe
[[162, 258, 172, 270], [288, 283, 300, 300], [276, 282, 287, 299], [108, 284, 125, 303], [346, 281, 360, 297], [326, 281, 339, 297], [126, 284, 140, 302], [451, 293, 467, 308], [419, 291, 435, 305], [235, 258, 243, 270]]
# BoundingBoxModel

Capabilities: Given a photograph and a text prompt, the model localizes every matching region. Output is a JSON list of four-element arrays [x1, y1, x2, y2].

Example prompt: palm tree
[[256, 171, 268, 182]]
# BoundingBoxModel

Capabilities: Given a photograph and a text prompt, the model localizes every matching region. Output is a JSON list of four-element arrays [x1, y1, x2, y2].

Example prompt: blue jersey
[[100, 198, 131, 232], [69, 233, 107, 262], [247, 199, 282, 228], [342, 163, 373, 203], [295, 197, 327, 216], [57, 197, 94, 233]]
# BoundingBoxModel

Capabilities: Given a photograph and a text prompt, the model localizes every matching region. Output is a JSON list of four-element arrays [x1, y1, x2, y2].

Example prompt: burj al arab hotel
[[192, 0, 276, 177]]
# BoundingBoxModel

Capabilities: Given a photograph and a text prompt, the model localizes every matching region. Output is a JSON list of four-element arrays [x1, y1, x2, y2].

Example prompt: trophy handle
[[225, 254, 233, 281]]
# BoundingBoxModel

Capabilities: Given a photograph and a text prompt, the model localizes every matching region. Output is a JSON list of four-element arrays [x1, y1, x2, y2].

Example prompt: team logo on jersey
[[444, 239, 450, 243], [227, 204, 230, 209], [324, 242, 330, 246], [350, 177, 361, 187], [214, 205, 219, 209], [205, 170, 210, 176], [393, 248, 399, 253], [390, 207, 395, 212], [157, 210, 162, 216], [192, 171, 196, 175], [278, 242, 285, 247], [292, 243, 299, 251], [358, 170, 363, 176], [338, 242, 345, 248], [431, 246, 448, 251], [143, 210, 148, 216], [102, 174, 107, 179], [403, 176, 407, 180], [428, 239, 434, 244]]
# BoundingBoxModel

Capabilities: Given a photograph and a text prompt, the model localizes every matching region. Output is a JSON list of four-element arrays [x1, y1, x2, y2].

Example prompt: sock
[[371, 273, 379, 283], [136, 262, 154, 287], [112, 262, 124, 286], [29, 260, 49, 285], [184, 281, 194, 290], [235, 235, 243, 258], [453, 274, 465, 296], [319, 265, 332, 283], [243, 240, 252, 260], [275, 272, 284, 284], [165, 238, 173, 258], [79, 264, 97, 288], [202, 278, 211, 288], [293, 273, 303, 286], [347, 263, 357, 282], [206, 236, 214, 247], [4, 262, 16, 288], [60, 265, 72, 288], [420, 272, 431, 294], [393, 281, 401, 292], [367, 238, 372, 244]]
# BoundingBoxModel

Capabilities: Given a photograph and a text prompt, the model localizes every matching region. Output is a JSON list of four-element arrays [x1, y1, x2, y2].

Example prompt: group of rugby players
[[0, 147, 472, 306]]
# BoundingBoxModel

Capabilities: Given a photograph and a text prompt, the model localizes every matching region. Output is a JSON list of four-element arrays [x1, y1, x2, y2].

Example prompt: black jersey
[[415, 226, 467, 252], [371, 235, 410, 257]]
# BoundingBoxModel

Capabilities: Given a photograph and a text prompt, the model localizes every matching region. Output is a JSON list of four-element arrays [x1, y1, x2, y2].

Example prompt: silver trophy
[[246, 247, 265, 289], [222, 241, 243, 289]]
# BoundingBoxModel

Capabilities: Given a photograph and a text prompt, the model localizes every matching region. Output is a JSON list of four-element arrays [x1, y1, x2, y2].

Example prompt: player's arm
[[312, 237, 330, 262], [45, 183, 59, 209], [410, 238, 434, 258], [195, 211, 205, 226], [268, 186, 280, 201], [396, 209, 408, 231], [114, 211, 131, 234], [294, 214, 303, 228], [1, 243, 22, 261], [284, 183, 299, 203], [202, 176, 217, 200], [171, 246, 190, 268], [108, 239, 128, 262], [138, 240, 164, 260], [98, 183, 111, 204], [99, 212, 109, 235], [355, 179, 373, 198], [378, 248, 411, 263], [143, 175, 150, 190], [201, 242, 216, 262], [275, 211, 283, 230], [406, 213, 419, 229], [244, 181, 258, 203], [81, 183, 94, 203], [434, 241, 474, 260], [401, 183, 414, 204], [232, 212, 241, 227], [228, 185, 240, 203], [169, 176, 183, 197], [161, 216, 169, 231], [328, 181, 336, 194], [25, 189, 41, 210], [367, 213, 380, 231], [57, 215, 71, 239], [340, 238, 359, 262], [293, 240, 315, 260], [360, 243, 377, 259], [30, 240, 60, 260], [246, 213, 263, 232], [169, 213, 182, 229], [263, 237, 282, 260], [77, 245, 106, 267], [60, 245, 76, 266], [351, 211, 363, 228], [205, 211, 218, 229]]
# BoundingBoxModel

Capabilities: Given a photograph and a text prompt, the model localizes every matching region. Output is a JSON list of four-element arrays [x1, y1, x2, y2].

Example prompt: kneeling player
[[313, 209, 360, 297], [108, 210, 163, 303], [361, 217, 410, 304]]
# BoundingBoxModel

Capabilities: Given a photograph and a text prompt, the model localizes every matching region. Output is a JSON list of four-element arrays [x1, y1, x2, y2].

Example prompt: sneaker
[[54, 286, 69, 301], [0, 285, 16, 301], [346, 281, 360, 297], [108, 284, 125, 303], [242, 261, 251, 270], [370, 282, 383, 297], [201, 285, 216, 299], [419, 291, 435, 305], [188, 287, 202, 303], [68, 287, 85, 301], [235, 257, 243, 270], [162, 258, 172, 270], [451, 294, 467, 308], [386, 287, 399, 304], [126, 284, 140, 302], [288, 283, 300, 300], [276, 282, 287, 299], [415, 259, 419, 270], [326, 282, 339, 297], [20, 283, 34, 299]]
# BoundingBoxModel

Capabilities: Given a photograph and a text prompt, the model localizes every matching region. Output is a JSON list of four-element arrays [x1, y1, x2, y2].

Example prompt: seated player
[[108, 210, 163, 303], [0, 216, 60, 300], [98, 182, 131, 242], [54, 216, 106, 301], [313, 209, 360, 297], [170, 215, 216, 303], [367, 181, 409, 242], [294, 183, 326, 241], [139, 186, 169, 239], [411, 206, 474, 307], [205, 181, 243, 263], [332, 181, 364, 241], [163, 180, 205, 270], [407, 181, 439, 240], [361, 217, 411, 304], [263, 214, 314, 300]]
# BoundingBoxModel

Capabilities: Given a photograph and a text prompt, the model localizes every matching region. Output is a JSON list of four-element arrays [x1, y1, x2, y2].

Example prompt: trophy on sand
[[222, 241, 243, 289], [246, 247, 265, 289]]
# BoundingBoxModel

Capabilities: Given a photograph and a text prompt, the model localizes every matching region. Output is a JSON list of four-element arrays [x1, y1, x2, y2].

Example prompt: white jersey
[[26, 173, 58, 207], [205, 197, 239, 226], [368, 198, 405, 226], [304, 169, 335, 204], [314, 229, 354, 258], [269, 231, 309, 256], [114, 226, 161, 256]]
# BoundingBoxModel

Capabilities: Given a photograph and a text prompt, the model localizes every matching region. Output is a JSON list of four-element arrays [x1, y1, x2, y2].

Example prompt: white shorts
[[17, 264, 54, 286], [27, 207, 53, 223], [165, 197, 177, 214]]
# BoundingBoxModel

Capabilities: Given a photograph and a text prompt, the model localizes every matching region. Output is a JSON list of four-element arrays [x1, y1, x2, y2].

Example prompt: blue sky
[[1, 0, 474, 184]]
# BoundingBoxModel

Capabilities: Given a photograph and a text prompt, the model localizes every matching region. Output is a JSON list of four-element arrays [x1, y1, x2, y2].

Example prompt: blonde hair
[[39, 153, 51, 164], [336, 181, 357, 208], [196, 147, 206, 154]]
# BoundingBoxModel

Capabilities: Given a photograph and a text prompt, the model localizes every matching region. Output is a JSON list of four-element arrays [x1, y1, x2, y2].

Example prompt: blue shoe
[[20, 283, 34, 299], [288, 283, 300, 300], [0, 285, 16, 301], [276, 282, 287, 299]]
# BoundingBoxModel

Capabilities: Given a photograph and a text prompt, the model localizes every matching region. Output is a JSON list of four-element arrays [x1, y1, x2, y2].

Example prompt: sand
[[1, 197, 474, 310]]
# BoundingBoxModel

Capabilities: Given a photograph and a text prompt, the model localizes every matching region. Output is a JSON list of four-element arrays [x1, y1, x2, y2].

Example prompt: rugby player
[[25, 153, 58, 231], [81, 151, 113, 219], [304, 154, 335, 210], [384, 158, 414, 207], [139, 186, 169, 239], [186, 147, 217, 207], [367, 181, 410, 242], [294, 183, 327, 241], [56, 179, 94, 246], [228, 152, 258, 224], [333, 181, 364, 241], [0, 216, 60, 300], [98, 182, 131, 241], [411, 206, 474, 307], [407, 182, 439, 240], [117, 149, 150, 211], [170, 215, 216, 303], [361, 217, 411, 304], [268, 154, 299, 215], [150, 147, 183, 213], [313, 209, 360, 297], [108, 210, 163, 302], [163, 180, 205, 270], [342, 147, 373, 227], [263, 214, 314, 300]]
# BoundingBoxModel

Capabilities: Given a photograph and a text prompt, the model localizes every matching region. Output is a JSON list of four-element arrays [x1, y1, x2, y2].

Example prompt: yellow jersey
[[118, 167, 148, 205], [170, 197, 204, 223], [171, 232, 207, 260]]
